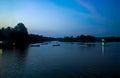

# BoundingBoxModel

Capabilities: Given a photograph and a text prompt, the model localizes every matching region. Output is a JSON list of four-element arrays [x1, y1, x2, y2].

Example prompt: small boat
[[30, 45, 40, 47], [52, 44, 60, 46]]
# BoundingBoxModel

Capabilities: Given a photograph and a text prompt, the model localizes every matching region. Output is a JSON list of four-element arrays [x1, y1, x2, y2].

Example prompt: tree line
[[58, 35, 120, 42], [0, 23, 54, 47], [0, 23, 29, 45], [58, 35, 97, 42], [0, 23, 120, 47]]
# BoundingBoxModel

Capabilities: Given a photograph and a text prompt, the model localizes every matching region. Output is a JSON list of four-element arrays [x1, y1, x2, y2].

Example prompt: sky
[[0, 0, 120, 37]]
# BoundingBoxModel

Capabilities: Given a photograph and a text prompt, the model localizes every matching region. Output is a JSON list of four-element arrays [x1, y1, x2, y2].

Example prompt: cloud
[[76, 0, 104, 22], [77, 0, 96, 14]]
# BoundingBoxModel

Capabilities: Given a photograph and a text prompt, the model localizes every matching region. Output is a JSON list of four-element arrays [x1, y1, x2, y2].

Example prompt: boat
[[52, 44, 60, 46], [30, 44, 40, 47]]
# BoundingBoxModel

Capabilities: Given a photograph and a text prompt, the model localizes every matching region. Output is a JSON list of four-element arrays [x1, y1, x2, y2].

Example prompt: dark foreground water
[[0, 42, 120, 78]]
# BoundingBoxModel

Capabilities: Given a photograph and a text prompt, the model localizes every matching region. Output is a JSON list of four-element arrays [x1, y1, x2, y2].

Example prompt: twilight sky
[[0, 0, 120, 37]]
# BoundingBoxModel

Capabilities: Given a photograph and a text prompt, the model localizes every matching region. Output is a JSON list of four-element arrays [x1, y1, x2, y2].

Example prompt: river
[[0, 41, 120, 78]]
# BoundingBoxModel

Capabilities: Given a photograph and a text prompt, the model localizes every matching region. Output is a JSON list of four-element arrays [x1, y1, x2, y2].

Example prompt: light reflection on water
[[102, 45, 105, 55], [0, 49, 3, 56], [0, 42, 120, 78]]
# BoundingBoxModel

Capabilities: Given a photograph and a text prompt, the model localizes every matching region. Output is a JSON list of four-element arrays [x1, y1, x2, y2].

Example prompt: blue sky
[[0, 0, 120, 37]]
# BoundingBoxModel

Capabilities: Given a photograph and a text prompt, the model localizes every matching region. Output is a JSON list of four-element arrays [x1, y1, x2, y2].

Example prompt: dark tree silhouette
[[14, 23, 28, 35], [0, 23, 29, 47], [29, 34, 55, 43], [0, 23, 120, 48], [0, 23, 55, 47], [13, 23, 29, 45], [59, 35, 97, 42]]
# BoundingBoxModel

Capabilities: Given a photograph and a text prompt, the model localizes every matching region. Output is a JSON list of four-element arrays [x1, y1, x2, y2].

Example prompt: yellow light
[[13, 43, 16, 46], [102, 39, 105, 42], [0, 41, 3, 44], [0, 49, 3, 56]]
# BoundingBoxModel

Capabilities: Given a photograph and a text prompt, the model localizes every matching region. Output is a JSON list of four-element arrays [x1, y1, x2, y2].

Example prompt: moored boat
[[52, 44, 60, 46], [30, 44, 40, 47]]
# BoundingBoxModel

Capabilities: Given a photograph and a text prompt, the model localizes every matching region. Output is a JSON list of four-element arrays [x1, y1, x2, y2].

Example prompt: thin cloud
[[77, 0, 96, 14], [77, 0, 105, 22]]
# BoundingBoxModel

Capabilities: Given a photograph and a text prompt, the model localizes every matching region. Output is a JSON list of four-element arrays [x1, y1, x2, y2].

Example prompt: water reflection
[[86, 43, 96, 47], [0, 49, 3, 56], [101, 41, 105, 55], [0, 46, 29, 78], [102, 45, 105, 55], [79, 43, 96, 48], [13, 46, 16, 53], [0, 42, 120, 78]]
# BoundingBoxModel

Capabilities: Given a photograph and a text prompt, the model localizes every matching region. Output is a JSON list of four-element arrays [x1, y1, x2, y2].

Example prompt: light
[[102, 39, 105, 42], [101, 39, 105, 46], [13, 43, 16, 46], [0, 49, 3, 56], [102, 42, 104, 46], [102, 45, 104, 55], [0, 41, 3, 44]]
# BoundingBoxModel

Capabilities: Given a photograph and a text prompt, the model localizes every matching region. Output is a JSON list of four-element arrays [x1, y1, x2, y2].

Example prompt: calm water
[[0, 41, 120, 78]]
